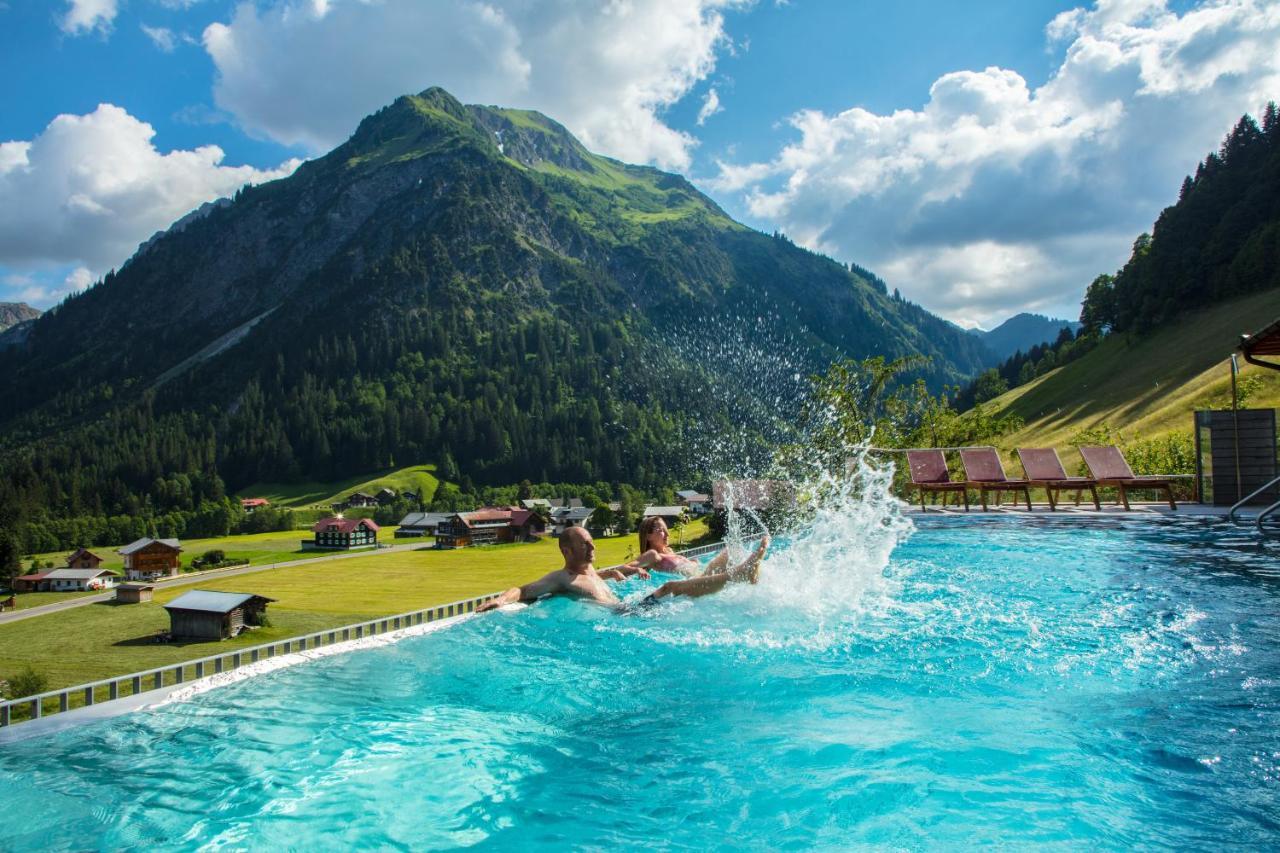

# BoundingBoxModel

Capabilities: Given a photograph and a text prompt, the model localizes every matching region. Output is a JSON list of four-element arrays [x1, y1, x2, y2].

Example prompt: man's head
[[559, 525, 595, 573]]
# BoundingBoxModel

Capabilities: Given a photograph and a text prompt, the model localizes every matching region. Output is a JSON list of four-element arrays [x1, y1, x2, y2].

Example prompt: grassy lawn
[[239, 463, 441, 509], [1, 520, 711, 694], [26, 527, 403, 575], [6, 591, 103, 611]]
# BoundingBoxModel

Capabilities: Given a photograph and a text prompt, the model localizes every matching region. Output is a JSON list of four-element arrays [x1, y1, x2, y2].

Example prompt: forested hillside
[[1081, 104, 1280, 334], [960, 103, 1280, 412], [0, 88, 990, 551]]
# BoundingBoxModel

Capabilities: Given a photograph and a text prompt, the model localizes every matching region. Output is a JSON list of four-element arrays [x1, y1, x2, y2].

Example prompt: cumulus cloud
[[0, 104, 299, 279], [697, 87, 723, 125], [203, 0, 744, 170], [61, 0, 117, 35], [712, 0, 1280, 328]]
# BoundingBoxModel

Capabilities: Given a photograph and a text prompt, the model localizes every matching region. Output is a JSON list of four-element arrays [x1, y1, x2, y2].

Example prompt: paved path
[[0, 542, 431, 626]]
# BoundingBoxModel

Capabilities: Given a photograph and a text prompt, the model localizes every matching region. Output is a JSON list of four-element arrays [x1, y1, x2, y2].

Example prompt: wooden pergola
[[1240, 317, 1280, 371]]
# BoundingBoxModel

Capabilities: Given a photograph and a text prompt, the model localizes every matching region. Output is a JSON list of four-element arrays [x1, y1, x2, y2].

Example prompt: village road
[[0, 542, 430, 626]]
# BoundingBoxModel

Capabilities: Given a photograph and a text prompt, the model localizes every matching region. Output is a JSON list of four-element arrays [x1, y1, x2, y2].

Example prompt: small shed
[[116, 583, 155, 604], [163, 590, 275, 641]]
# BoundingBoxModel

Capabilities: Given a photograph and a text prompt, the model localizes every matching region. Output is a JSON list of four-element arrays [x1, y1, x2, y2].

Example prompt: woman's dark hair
[[638, 516, 664, 554]]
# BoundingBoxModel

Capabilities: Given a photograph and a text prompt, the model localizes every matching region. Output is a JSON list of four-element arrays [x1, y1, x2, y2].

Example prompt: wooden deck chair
[[905, 450, 969, 511], [1078, 446, 1177, 511], [1016, 448, 1101, 511], [959, 447, 1033, 511]]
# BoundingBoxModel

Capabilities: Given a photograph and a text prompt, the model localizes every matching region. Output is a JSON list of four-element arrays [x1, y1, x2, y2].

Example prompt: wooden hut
[[163, 590, 275, 641], [115, 583, 155, 604]]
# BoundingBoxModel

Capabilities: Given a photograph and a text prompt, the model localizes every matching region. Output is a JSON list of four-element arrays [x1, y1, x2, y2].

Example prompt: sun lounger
[[959, 447, 1033, 511], [1016, 448, 1101, 511], [1078, 446, 1177, 511], [905, 450, 969, 511]]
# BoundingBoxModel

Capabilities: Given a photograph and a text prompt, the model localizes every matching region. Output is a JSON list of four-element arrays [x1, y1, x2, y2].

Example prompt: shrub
[[5, 666, 48, 700]]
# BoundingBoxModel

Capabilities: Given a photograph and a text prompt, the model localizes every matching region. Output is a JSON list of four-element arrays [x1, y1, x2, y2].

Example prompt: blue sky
[[2, 0, 1277, 328]]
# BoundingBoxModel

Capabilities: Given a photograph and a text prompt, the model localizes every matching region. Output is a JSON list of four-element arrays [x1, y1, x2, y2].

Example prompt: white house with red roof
[[309, 517, 380, 550]]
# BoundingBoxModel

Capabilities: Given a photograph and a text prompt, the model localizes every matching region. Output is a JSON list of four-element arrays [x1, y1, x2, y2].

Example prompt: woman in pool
[[624, 516, 762, 584]]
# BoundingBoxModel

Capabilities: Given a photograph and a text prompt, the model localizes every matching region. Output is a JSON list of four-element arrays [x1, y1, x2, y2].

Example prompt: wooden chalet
[[435, 507, 545, 549], [118, 538, 182, 581], [346, 492, 379, 508], [240, 498, 270, 511], [163, 590, 275, 640], [310, 517, 379, 549], [375, 488, 397, 505], [66, 547, 104, 569]]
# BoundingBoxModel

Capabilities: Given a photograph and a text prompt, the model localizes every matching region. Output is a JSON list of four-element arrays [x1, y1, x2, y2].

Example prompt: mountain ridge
[[0, 87, 992, 546]]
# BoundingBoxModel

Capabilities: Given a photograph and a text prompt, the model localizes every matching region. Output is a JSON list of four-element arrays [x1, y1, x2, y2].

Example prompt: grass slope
[[238, 464, 440, 509], [2, 520, 709, 694], [989, 288, 1280, 452]]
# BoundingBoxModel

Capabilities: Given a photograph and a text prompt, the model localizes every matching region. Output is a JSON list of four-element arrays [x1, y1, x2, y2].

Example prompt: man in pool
[[476, 526, 770, 613]]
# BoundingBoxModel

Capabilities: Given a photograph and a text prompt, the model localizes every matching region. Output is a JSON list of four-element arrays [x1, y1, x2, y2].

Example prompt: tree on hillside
[[0, 531, 21, 599], [971, 369, 1009, 405]]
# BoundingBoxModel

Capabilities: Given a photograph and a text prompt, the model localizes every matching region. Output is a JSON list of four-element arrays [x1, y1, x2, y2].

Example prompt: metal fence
[[0, 538, 743, 729]]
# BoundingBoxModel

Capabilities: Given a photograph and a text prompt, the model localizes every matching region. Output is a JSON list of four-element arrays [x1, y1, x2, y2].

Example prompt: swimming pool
[[2, 516, 1279, 848]]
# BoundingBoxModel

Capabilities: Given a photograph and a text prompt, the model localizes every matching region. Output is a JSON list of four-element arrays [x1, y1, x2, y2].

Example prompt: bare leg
[[651, 537, 771, 598], [702, 549, 730, 575]]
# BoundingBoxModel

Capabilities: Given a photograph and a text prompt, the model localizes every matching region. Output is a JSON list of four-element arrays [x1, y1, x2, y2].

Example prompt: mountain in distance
[[0, 301, 41, 332], [0, 87, 992, 536], [969, 313, 1081, 360]]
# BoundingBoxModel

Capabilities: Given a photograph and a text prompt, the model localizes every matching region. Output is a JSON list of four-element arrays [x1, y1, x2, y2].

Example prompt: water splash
[[714, 443, 914, 621]]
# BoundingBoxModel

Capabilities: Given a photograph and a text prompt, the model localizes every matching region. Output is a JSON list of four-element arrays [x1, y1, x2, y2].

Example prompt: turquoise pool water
[[3, 516, 1280, 849]]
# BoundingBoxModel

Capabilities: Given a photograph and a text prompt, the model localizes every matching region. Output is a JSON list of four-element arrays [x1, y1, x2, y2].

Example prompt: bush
[[5, 666, 48, 700]]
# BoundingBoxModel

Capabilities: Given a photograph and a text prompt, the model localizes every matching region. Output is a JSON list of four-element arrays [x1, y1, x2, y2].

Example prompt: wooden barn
[[163, 590, 275, 641], [115, 583, 155, 604]]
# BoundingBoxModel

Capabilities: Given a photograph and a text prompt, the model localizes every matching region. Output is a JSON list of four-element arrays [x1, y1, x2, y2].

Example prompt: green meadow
[[2, 519, 709, 695], [986, 288, 1280, 458], [238, 463, 441, 509], [26, 527, 403, 575]]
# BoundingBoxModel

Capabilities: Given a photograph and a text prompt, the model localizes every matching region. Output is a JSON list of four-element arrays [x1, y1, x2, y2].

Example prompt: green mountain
[[0, 88, 990, 547]]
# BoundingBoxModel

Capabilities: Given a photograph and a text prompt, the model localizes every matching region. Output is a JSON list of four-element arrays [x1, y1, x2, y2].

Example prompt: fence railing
[[0, 539, 739, 729], [0, 592, 501, 728]]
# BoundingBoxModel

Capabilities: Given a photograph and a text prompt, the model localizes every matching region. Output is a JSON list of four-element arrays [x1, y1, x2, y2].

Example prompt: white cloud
[[203, 0, 745, 170], [697, 87, 723, 125], [0, 104, 299, 278], [712, 0, 1280, 327], [141, 24, 177, 52], [61, 0, 117, 35]]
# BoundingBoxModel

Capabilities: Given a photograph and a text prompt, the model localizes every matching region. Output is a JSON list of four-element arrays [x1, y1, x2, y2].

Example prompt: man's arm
[[476, 570, 566, 612]]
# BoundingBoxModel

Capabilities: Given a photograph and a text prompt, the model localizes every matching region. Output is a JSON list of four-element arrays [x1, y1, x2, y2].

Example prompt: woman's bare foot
[[729, 535, 770, 584]]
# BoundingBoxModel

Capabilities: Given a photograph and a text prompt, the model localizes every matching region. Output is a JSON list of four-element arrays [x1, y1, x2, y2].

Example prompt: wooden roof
[[1240, 317, 1280, 369]]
